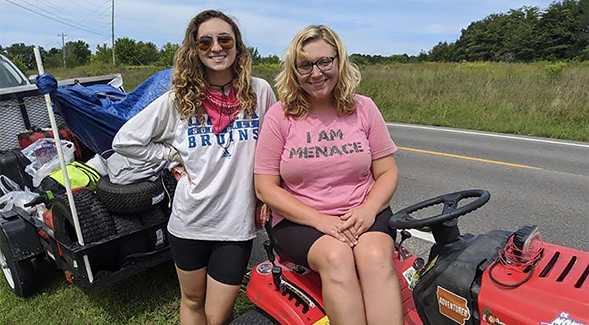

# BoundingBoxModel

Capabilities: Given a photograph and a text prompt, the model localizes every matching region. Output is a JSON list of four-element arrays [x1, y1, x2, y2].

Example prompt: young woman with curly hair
[[113, 10, 276, 325], [254, 25, 403, 325]]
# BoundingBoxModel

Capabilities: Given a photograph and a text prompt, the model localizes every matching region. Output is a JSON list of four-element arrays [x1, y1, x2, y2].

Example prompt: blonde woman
[[254, 25, 403, 325], [113, 10, 276, 325]]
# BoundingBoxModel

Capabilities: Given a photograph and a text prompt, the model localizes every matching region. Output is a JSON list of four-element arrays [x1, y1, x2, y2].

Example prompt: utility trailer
[[0, 69, 173, 298]]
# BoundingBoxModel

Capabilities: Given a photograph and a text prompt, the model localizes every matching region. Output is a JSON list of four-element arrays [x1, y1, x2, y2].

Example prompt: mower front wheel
[[231, 308, 281, 325]]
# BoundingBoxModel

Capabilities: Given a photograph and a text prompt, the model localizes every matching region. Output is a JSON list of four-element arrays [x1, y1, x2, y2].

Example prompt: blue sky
[[1, 0, 555, 56]]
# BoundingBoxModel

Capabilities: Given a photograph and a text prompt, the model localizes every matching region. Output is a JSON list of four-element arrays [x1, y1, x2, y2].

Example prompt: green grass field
[[358, 62, 588, 141], [0, 257, 255, 325], [3, 61, 586, 325]]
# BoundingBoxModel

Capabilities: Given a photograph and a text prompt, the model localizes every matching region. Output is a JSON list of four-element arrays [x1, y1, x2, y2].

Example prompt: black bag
[[0, 149, 33, 191]]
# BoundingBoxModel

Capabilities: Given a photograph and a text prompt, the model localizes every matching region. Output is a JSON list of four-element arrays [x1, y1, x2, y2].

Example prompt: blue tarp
[[37, 69, 172, 154]]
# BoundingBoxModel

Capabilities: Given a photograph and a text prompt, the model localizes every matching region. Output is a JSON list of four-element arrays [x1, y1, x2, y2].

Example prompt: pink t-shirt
[[254, 95, 397, 225]]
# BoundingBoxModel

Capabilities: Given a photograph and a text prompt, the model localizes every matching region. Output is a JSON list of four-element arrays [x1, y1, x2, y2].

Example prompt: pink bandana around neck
[[203, 87, 240, 134]]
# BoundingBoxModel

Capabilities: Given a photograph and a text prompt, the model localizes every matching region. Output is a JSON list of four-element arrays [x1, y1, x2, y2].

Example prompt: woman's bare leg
[[354, 232, 403, 325], [176, 266, 208, 325], [308, 235, 367, 325], [204, 275, 242, 325]]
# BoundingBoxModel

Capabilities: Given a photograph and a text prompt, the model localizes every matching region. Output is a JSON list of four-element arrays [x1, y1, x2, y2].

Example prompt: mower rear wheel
[[96, 176, 165, 214], [0, 229, 36, 297], [231, 308, 280, 325], [52, 189, 119, 271], [52, 189, 116, 244]]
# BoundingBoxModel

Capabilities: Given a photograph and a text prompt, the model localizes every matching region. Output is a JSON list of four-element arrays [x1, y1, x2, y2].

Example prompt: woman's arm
[[112, 92, 179, 163], [255, 174, 350, 244], [339, 155, 399, 236]]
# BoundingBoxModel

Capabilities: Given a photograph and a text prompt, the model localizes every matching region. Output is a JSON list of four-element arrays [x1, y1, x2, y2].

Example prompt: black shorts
[[168, 234, 253, 285], [271, 207, 396, 268]]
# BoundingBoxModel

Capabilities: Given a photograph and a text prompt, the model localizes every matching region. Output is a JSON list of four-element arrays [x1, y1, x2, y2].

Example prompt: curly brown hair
[[172, 10, 256, 122]]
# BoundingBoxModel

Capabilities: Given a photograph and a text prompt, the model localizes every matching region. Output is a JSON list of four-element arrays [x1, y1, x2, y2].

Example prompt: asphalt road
[[250, 123, 588, 266], [388, 122, 589, 253]]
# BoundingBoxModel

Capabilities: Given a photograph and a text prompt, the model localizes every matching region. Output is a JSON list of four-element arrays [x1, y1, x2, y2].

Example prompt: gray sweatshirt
[[112, 77, 276, 241]]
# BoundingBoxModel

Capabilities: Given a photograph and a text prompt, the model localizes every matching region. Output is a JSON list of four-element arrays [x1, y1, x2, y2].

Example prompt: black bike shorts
[[168, 234, 253, 285], [272, 207, 396, 269]]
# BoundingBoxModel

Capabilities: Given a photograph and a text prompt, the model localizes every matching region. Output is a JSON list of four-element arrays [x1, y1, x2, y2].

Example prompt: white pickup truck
[[0, 54, 31, 88]]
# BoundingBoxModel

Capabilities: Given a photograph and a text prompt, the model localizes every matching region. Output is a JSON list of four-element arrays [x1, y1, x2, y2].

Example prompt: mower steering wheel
[[389, 189, 490, 229]]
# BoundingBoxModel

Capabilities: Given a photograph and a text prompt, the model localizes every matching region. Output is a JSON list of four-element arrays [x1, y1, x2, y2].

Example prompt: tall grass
[[359, 61, 589, 141]]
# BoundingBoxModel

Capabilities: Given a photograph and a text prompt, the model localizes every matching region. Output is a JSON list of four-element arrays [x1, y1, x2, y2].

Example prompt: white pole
[[33, 47, 94, 283], [111, 0, 115, 66]]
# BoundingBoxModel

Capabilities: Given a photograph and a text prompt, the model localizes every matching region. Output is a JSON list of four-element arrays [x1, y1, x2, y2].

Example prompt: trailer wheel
[[0, 229, 36, 297], [96, 176, 165, 213], [52, 189, 116, 245], [230, 308, 281, 325]]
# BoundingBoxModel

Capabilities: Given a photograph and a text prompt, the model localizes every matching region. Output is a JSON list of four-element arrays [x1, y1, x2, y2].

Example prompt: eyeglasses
[[197, 35, 235, 51], [295, 56, 337, 75]]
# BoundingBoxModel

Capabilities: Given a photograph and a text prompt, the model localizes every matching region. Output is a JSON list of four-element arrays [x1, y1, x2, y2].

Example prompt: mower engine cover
[[413, 230, 511, 325], [477, 241, 589, 325]]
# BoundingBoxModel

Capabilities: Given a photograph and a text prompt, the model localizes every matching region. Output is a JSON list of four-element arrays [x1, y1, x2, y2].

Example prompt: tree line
[[0, 37, 280, 73], [427, 0, 588, 62], [350, 0, 587, 64], [1, 0, 586, 73], [0, 38, 181, 72]]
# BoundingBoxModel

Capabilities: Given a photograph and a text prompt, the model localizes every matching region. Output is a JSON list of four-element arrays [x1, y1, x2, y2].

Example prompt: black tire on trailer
[[113, 214, 143, 234], [140, 207, 168, 251], [52, 189, 116, 245], [0, 228, 36, 297], [140, 207, 167, 226], [52, 189, 119, 271], [113, 214, 148, 264], [96, 176, 165, 214], [230, 308, 281, 325]]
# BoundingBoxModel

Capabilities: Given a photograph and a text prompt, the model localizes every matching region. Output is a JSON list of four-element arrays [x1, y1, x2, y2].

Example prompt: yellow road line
[[398, 146, 542, 170]]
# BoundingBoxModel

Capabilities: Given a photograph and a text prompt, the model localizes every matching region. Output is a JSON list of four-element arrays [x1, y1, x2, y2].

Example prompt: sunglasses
[[197, 35, 235, 51]]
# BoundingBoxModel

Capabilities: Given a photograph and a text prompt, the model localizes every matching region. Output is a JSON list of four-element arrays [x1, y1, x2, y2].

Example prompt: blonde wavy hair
[[276, 25, 361, 118], [172, 10, 256, 122]]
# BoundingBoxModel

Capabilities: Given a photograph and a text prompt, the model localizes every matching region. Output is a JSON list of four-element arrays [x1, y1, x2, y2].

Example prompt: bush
[[544, 62, 566, 77], [579, 45, 589, 61], [10, 56, 28, 75]]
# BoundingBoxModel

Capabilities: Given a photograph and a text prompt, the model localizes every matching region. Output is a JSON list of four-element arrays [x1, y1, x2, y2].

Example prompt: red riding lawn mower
[[232, 190, 589, 325]]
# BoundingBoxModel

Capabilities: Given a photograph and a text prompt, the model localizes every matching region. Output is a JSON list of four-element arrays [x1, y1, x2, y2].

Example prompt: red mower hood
[[478, 242, 589, 325]]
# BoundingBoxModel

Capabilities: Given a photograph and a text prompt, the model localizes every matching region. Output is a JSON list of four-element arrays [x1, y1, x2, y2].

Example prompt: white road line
[[386, 123, 589, 148], [408, 229, 435, 243]]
